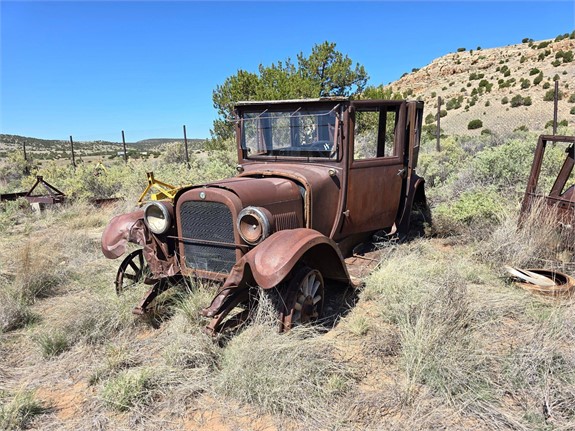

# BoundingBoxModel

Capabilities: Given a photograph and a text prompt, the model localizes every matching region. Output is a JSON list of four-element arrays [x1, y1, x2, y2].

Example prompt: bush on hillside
[[467, 119, 483, 130], [544, 88, 563, 101]]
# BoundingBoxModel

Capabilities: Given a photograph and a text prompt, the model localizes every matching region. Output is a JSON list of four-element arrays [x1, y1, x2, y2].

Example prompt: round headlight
[[143, 202, 172, 234], [237, 206, 272, 245]]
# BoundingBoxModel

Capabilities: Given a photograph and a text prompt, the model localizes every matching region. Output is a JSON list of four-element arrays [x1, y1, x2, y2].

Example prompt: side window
[[354, 107, 398, 160]]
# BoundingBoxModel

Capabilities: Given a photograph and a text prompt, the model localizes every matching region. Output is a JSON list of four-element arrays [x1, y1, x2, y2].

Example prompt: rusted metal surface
[[521, 135, 575, 228], [0, 176, 66, 205], [506, 266, 575, 297], [102, 98, 429, 334]]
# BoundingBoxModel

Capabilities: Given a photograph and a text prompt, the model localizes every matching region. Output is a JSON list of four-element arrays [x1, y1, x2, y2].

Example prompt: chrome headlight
[[143, 202, 173, 234], [237, 206, 272, 245]]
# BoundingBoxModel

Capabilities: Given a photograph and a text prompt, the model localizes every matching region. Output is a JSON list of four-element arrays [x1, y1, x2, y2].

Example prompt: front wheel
[[280, 266, 325, 331], [115, 249, 149, 294]]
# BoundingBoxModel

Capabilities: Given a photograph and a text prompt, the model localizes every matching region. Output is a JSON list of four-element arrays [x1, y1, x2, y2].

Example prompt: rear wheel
[[279, 266, 325, 331], [409, 200, 432, 238]]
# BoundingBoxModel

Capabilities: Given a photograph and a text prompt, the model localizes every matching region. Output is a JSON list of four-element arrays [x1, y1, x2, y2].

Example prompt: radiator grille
[[180, 201, 236, 273], [274, 211, 299, 231]]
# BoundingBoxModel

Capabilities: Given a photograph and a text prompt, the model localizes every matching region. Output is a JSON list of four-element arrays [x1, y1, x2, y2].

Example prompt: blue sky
[[1, 1, 573, 142]]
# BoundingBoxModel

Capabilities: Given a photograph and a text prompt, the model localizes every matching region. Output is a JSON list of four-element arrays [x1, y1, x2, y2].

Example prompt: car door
[[338, 101, 407, 237]]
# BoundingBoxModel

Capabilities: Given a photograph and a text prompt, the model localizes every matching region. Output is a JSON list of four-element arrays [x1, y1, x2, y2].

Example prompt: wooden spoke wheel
[[115, 249, 149, 295], [281, 266, 325, 331]]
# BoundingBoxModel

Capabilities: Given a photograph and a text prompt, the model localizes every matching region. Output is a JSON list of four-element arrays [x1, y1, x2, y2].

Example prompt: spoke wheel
[[281, 266, 324, 331], [115, 249, 149, 295]]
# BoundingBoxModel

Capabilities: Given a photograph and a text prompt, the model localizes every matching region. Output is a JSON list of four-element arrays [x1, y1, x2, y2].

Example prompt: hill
[[0, 134, 207, 161], [385, 34, 574, 136]]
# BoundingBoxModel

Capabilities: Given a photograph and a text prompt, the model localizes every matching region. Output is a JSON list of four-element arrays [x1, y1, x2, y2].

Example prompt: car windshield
[[240, 107, 338, 159]]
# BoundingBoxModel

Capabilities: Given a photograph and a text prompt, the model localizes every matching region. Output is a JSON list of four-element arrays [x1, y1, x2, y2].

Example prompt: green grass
[[100, 368, 156, 412], [0, 390, 47, 430]]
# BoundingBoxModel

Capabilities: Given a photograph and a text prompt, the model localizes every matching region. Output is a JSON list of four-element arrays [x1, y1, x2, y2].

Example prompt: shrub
[[501, 96, 509, 105], [446, 96, 463, 110], [545, 119, 569, 129], [418, 137, 466, 187], [544, 88, 563, 101], [520, 78, 531, 89], [533, 72, 543, 85], [570, 106, 575, 115], [510, 95, 523, 107], [529, 68, 540, 76], [537, 41, 551, 49], [425, 113, 434, 125], [467, 119, 483, 130], [457, 47, 466, 52], [435, 188, 503, 227]]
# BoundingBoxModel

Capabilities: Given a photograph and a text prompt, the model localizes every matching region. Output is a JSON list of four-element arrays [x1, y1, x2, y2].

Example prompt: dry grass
[[1, 161, 574, 430], [477, 201, 574, 272], [0, 390, 48, 430]]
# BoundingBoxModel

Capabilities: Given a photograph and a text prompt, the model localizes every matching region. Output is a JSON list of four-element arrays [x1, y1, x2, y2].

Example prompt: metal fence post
[[553, 80, 559, 135], [436, 96, 442, 152], [183, 125, 190, 169], [69, 135, 76, 169], [121, 130, 128, 163]]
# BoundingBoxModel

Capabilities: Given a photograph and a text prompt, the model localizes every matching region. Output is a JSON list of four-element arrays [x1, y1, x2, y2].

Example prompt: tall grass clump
[[214, 293, 354, 420], [503, 306, 575, 428], [31, 288, 143, 357], [0, 390, 47, 430], [13, 240, 67, 303], [362, 241, 503, 420], [477, 200, 574, 271], [162, 282, 222, 371], [0, 282, 36, 333], [100, 367, 156, 412]]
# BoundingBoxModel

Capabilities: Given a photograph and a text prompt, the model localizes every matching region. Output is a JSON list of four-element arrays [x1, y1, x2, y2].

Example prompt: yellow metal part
[[137, 172, 184, 206], [94, 162, 108, 174]]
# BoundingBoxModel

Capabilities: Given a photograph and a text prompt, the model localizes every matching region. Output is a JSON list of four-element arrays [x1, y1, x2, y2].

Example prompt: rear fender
[[396, 176, 427, 235]]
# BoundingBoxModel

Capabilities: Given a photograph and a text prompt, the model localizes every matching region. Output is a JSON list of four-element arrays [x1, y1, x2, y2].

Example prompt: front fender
[[203, 228, 350, 319], [101, 209, 146, 259], [225, 228, 350, 290]]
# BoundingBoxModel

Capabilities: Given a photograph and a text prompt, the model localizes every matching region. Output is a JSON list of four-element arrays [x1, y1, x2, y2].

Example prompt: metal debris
[[505, 266, 575, 297]]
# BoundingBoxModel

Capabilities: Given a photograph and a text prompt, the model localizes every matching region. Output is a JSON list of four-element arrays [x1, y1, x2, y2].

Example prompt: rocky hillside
[[386, 34, 574, 137]]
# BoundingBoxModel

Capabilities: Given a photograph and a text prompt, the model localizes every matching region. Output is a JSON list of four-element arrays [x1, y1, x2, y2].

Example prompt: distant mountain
[[384, 33, 574, 136], [0, 134, 207, 158]]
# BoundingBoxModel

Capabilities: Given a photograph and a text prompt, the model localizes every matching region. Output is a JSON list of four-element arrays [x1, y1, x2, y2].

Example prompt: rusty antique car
[[102, 98, 429, 334], [521, 134, 575, 229]]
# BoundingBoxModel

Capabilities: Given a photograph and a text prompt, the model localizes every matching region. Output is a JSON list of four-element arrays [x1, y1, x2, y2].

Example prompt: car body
[[102, 98, 429, 333], [521, 134, 575, 229]]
